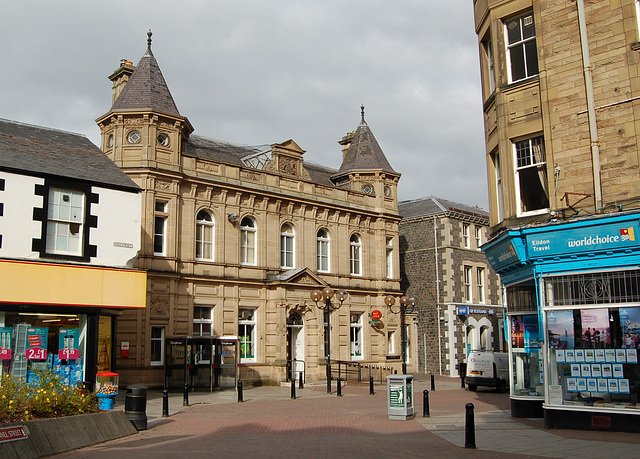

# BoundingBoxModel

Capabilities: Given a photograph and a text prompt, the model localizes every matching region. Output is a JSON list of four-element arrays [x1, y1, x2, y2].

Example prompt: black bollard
[[465, 402, 476, 449], [460, 363, 467, 389], [238, 380, 244, 402], [299, 371, 304, 389], [431, 373, 436, 391], [291, 376, 296, 399], [183, 383, 189, 407], [423, 389, 430, 417], [162, 389, 169, 417], [337, 377, 342, 397], [369, 376, 375, 395]]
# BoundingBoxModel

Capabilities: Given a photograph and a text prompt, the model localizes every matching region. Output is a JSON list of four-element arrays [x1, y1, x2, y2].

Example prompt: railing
[[332, 360, 396, 384], [287, 359, 306, 384]]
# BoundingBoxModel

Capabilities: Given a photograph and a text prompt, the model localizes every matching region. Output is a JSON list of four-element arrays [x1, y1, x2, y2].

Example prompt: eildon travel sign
[[525, 220, 640, 259]]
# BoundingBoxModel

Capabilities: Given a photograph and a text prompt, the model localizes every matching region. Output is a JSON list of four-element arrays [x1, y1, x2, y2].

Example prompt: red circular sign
[[371, 310, 382, 321]]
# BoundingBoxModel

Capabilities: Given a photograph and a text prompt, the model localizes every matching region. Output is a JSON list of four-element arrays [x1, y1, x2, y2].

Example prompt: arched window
[[240, 217, 256, 265], [350, 233, 362, 275], [195, 210, 214, 260], [316, 228, 330, 272], [280, 223, 294, 268]]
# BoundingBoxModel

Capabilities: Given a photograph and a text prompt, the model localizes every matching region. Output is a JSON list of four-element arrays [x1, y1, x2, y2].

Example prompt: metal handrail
[[287, 358, 306, 383], [332, 360, 395, 383]]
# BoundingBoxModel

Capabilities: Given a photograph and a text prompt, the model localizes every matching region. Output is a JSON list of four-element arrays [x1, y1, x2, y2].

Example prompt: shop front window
[[0, 312, 86, 387], [510, 313, 544, 397]]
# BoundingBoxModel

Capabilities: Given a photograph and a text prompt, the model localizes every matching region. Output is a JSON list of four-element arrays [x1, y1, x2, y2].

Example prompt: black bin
[[125, 384, 148, 430]]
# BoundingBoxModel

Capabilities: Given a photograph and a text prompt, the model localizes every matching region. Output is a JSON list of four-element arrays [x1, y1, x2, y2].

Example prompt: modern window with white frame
[[239, 308, 256, 362], [150, 326, 164, 366], [504, 11, 538, 83], [463, 223, 470, 249], [316, 228, 330, 272], [484, 37, 496, 94], [493, 151, 504, 222], [240, 217, 256, 265], [464, 266, 473, 303], [154, 200, 168, 256], [350, 233, 362, 276], [193, 306, 213, 336], [475, 226, 482, 250], [195, 210, 214, 261], [280, 223, 294, 269], [514, 135, 549, 216], [350, 312, 363, 360], [46, 187, 85, 256]]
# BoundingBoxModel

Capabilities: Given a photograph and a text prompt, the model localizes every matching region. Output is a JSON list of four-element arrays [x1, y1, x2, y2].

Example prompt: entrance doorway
[[286, 311, 305, 382]]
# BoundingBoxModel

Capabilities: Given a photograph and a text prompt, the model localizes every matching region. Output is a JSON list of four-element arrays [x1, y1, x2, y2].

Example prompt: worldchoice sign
[[526, 220, 640, 259]]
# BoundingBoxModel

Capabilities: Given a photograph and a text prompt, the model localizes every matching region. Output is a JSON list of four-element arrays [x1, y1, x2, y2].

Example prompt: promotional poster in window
[[547, 310, 575, 349], [620, 307, 640, 349], [580, 308, 610, 348]]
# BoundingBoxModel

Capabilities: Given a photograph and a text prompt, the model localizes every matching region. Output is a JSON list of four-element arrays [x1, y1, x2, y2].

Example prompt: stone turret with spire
[[332, 105, 400, 212], [96, 30, 193, 171]]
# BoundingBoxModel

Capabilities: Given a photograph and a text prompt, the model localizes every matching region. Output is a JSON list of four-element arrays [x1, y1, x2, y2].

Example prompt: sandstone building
[[96, 33, 415, 388], [474, 0, 640, 431]]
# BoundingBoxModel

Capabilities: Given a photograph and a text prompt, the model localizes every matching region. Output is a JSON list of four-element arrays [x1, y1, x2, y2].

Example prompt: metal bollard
[[183, 383, 189, 407], [337, 377, 342, 397], [291, 376, 296, 399], [431, 373, 436, 391], [162, 389, 169, 417], [460, 363, 467, 389], [238, 380, 244, 402], [423, 389, 430, 417], [369, 376, 375, 395], [465, 403, 476, 449], [299, 371, 304, 389]]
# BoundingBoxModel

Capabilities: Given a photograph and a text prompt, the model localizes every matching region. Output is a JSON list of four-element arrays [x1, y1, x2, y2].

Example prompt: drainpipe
[[576, 0, 603, 210], [434, 216, 442, 375]]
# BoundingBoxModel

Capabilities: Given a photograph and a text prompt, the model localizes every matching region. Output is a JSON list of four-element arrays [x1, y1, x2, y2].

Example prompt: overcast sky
[[0, 0, 488, 209]]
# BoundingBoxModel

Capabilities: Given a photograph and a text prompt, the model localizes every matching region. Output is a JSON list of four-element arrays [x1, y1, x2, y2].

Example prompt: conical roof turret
[[110, 30, 181, 117], [333, 105, 397, 179]]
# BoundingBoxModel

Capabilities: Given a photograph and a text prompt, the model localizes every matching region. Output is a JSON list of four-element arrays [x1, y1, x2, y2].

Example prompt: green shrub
[[0, 370, 99, 423]]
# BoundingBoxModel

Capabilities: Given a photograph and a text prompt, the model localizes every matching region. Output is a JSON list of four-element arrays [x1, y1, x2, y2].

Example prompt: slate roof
[[111, 42, 181, 117], [399, 196, 488, 221], [0, 118, 140, 191], [334, 111, 397, 178]]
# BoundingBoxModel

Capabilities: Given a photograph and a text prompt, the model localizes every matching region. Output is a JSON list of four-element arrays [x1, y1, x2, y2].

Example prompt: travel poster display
[[523, 315, 542, 353], [547, 310, 575, 349], [0, 327, 12, 360], [620, 307, 640, 349], [511, 316, 524, 348], [581, 309, 610, 348]]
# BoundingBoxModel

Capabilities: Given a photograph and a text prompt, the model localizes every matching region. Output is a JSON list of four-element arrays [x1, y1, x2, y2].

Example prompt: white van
[[465, 350, 509, 392]]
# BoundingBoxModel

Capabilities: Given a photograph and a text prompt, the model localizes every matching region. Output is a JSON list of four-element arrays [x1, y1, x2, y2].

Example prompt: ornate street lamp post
[[384, 294, 416, 375], [310, 287, 348, 393]]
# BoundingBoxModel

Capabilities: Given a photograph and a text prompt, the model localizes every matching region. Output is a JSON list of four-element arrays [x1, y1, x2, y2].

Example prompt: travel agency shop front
[[0, 260, 146, 390], [483, 210, 640, 432]]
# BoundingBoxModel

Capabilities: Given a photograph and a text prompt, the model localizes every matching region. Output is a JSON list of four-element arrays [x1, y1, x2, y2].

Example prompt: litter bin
[[386, 374, 415, 420], [125, 384, 148, 430]]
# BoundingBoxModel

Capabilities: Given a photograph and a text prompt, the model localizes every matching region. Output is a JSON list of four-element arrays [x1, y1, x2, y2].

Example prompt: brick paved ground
[[57, 382, 529, 458], [54, 375, 640, 458]]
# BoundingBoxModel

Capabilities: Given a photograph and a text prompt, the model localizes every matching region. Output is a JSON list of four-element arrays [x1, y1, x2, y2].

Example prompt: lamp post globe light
[[384, 294, 416, 375], [310, 287, 348, 393]]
